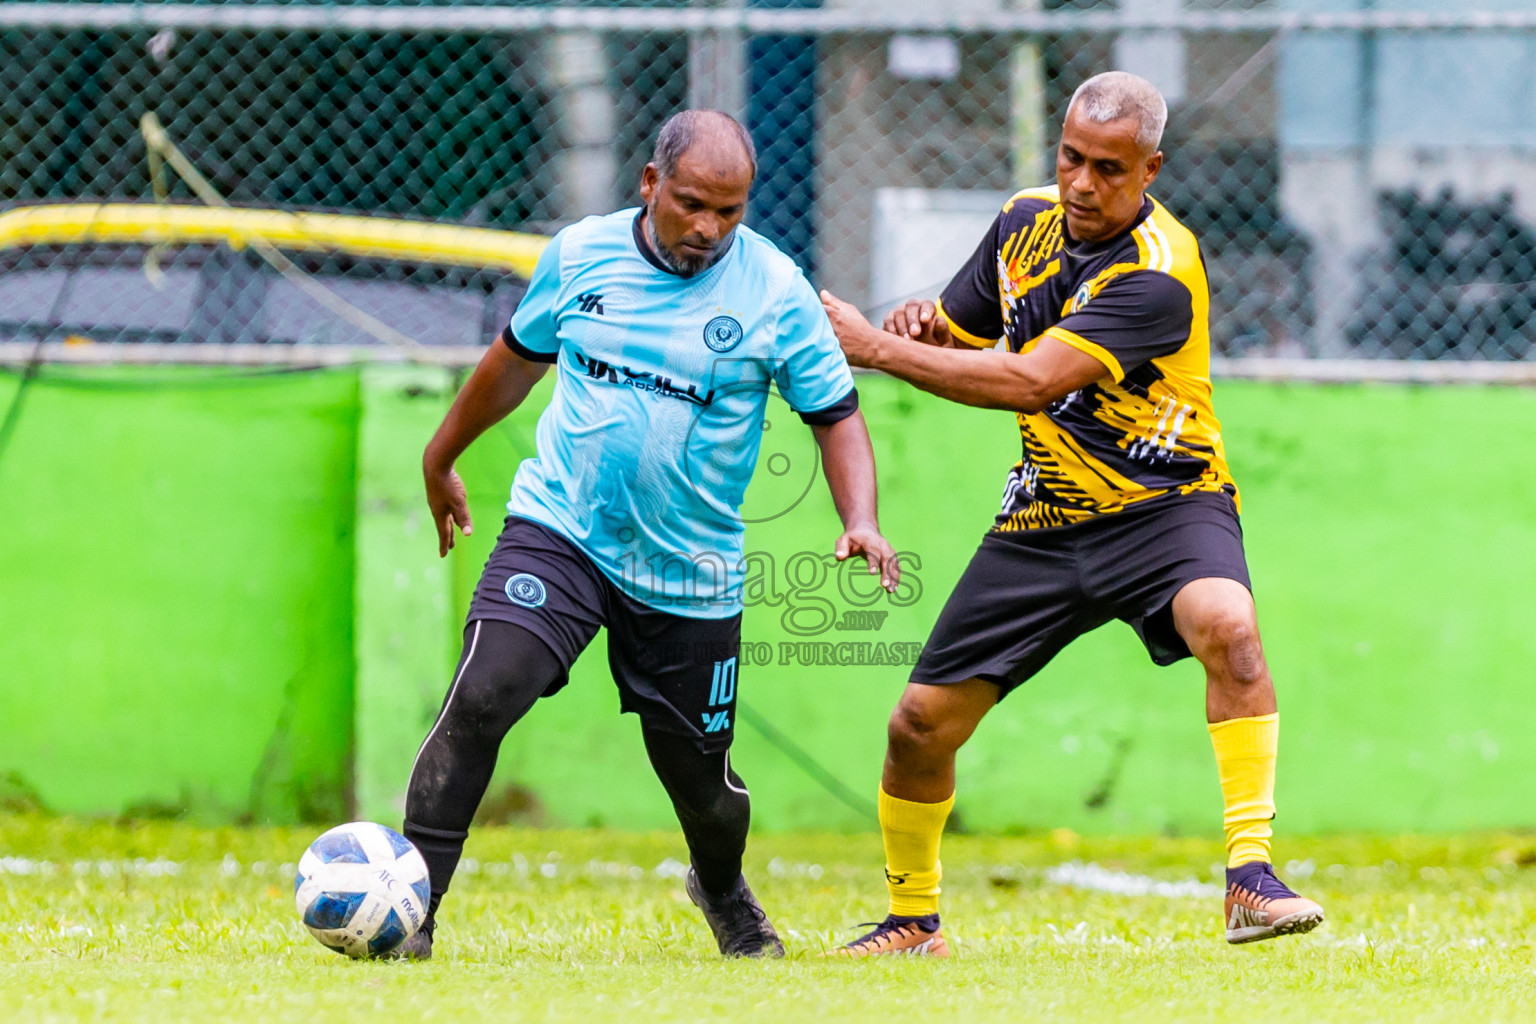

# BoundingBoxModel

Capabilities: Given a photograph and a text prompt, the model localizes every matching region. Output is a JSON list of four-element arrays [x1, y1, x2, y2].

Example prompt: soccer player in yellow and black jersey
[[941, 178, 1235, 531], [819, 71, 1323, 956]]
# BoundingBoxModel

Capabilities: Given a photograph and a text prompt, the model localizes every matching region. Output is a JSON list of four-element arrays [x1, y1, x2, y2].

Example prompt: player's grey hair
[[1066, 72, 1168, 153], [652, 109, 758, 182]]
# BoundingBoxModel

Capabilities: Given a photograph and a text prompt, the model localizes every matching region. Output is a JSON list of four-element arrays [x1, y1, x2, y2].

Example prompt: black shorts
[[911, 490, 1250, 697], [467, 516, 742, 752]]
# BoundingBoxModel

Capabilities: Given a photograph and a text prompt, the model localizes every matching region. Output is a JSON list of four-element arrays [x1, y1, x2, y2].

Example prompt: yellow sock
[[879, 786, 954, 917], [1208, 713, 1279, 868]]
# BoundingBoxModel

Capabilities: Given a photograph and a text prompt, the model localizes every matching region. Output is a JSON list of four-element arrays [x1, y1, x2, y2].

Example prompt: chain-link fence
[[3, 2, 1536, 363]]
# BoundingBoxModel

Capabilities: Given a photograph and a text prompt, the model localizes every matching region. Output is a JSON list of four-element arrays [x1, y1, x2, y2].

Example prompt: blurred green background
[[2, 364, 1532, 835]]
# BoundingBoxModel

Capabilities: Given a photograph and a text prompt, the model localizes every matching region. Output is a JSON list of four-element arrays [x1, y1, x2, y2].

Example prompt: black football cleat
[[685, 867, 785, 958], [376, 916, 434, 961]]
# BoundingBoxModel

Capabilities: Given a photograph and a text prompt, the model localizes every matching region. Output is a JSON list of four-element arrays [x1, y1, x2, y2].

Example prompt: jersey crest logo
[[703, 315, 744, 353], [1068, 282, 1092, 314], [504, 573, 547, 608], [576, 292, 605, 315]]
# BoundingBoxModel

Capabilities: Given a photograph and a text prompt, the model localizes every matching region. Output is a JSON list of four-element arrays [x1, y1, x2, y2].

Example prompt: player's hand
[[882, 299, 953, 347], [424, 465, 473, 557], [834, 523, 900, 593], [820, 289, 885, 368]]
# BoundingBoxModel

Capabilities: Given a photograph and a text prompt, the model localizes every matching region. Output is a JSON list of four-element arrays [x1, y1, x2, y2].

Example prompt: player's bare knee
[[1193, 612, 1266, 685], [887, 701, 952, 761]]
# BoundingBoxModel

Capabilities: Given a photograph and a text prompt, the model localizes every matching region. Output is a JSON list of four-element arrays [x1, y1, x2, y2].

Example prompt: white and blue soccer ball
[[294, 822, 431, 958]]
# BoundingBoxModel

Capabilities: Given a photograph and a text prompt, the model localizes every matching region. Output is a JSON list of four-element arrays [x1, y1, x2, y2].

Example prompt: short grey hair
[[652, 109, 758, 181], [1066, 71, 1168, 153]]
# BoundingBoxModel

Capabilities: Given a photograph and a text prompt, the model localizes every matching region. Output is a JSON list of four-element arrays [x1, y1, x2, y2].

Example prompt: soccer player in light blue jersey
[[392, 111, 899, 960]]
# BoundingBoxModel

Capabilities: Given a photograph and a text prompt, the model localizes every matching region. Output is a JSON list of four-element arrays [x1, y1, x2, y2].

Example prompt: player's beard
[[646, 199, 732, 277]]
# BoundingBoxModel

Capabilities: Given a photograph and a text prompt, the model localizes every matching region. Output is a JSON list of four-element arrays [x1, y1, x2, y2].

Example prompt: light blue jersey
[[502, 209, 857, 618]]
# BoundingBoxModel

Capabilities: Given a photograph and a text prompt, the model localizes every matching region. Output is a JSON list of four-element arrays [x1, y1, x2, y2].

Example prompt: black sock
[[403, 619, 565, 905], [643, 730, 750, 897], [401, 822, 467, 920]]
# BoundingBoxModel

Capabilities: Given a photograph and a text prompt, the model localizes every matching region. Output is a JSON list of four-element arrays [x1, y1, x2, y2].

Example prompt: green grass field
[[3, 814, 1533, 1022]]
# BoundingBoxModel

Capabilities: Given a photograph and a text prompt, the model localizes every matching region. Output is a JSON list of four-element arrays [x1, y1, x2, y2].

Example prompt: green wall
[[3, 366, 1533, 836], [0, 366, 359, 823], [352, 367, 458, 826], [434, 377, 1536, 836]]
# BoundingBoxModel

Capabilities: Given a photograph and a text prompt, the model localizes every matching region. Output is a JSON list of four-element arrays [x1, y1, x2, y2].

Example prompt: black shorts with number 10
[[467, 516, 742, 753]]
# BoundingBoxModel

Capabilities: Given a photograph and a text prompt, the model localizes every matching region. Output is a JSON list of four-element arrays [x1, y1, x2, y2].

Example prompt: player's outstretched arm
[[809, 410, 900, 593], [423, 341, 550, 557], [821, 290, 1106, 414]]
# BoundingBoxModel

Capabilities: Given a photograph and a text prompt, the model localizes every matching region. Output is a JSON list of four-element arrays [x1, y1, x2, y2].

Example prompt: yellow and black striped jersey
[[936, 184, 1237, 531]]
